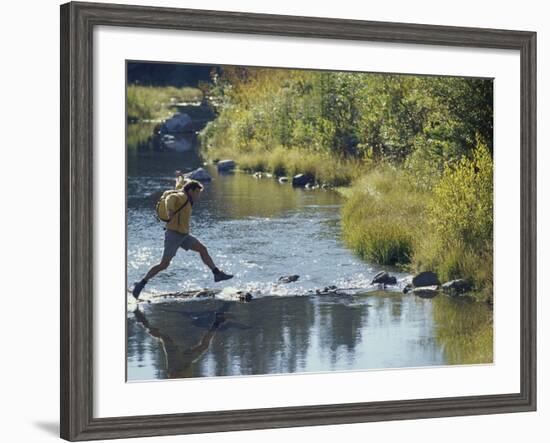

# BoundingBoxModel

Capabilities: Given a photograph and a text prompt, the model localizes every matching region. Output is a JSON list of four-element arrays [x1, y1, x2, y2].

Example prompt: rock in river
[[236, 291, 253, 302], [442, 279, 473, 295], [412, 271, 440, 287], [278, 177, 289, 183], [160, 112, 192, 133], [292, 173, 314, 187], [412, 286, 440, 299], [279, 275, 300, 284], [371, 271, 397, 285], [217, 159, 236, 172], [184, 167, 212, 182]]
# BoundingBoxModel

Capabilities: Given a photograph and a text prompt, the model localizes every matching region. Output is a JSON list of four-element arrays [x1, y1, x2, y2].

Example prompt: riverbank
[[206, 145, 363, 187], [127, 85, 203, 122], [204, 144, 493, 303]]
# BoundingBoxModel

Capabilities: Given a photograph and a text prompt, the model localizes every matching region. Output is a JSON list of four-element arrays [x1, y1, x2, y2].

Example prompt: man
[[132, 177, 233, 300]]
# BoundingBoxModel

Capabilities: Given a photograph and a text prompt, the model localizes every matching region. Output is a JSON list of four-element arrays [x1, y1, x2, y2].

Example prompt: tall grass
[[341, 167, 428, 266], [127, 85, 203, 122]]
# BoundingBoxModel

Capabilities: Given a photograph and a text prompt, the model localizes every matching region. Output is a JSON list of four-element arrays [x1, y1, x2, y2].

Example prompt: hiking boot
[[132, 280, 146, 299], [214, 270, 233, 282]]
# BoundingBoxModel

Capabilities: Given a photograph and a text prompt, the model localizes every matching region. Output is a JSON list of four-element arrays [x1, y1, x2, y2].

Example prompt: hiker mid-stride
[[132, 177, 233, 300]]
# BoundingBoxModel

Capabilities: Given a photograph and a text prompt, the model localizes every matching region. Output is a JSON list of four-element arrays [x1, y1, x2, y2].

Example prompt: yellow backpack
[[155, 176, 190, 222]]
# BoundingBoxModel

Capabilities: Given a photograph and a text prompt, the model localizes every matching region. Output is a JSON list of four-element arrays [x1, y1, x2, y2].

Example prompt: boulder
[[278, 177, 289, 183], [412, 286, 440, 299], [402, 283, 414, 294], [217, 160, 236, 172], [292, 173, 314, 187], [371, 271, 397, 285], [442, 279, 473, 295], [161, 113, 192, 133], [184, 167, 212, 182], [412, 271, 440, 287], [278, 275, 300, 284]]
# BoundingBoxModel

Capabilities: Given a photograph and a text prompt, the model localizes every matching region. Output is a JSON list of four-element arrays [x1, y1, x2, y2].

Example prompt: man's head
[[183, 179, 204, 202]]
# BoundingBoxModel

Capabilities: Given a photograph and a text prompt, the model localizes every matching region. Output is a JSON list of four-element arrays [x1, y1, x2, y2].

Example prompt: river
[[126, 143, 492, 381]]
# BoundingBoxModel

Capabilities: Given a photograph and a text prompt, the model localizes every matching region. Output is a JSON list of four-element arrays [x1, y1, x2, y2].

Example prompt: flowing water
[[126, 142, 492, 381]]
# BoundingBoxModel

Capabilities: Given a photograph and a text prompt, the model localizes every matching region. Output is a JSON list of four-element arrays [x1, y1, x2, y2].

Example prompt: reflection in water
[[127, 292, 489, 380], [432, 295, 493, 364], [126, 140, 493, 381], [132, 303, 233, 378]]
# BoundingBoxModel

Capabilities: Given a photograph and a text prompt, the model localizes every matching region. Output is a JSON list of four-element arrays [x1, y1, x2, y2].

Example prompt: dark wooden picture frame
[[60, 1, 536, 441]]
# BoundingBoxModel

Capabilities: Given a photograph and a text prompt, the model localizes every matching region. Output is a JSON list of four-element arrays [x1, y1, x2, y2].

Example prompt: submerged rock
[[403, 283, 414, 294], [184, 167, 212, 182], [217, 160, 236, 172], [371, 271, 397, 285], [442, 279, 473, 295], [278, 177, 289, 183], [412, 286, 440, 299], [412, 271, 440, 287], [278, 275, 300, 284]]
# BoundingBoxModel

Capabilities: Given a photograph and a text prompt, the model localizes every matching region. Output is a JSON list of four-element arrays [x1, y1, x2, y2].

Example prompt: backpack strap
[[168, 193, 191, 222]]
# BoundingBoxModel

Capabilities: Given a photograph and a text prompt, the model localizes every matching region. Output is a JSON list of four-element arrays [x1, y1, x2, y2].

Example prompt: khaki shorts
[[162, 229, 199, 260]]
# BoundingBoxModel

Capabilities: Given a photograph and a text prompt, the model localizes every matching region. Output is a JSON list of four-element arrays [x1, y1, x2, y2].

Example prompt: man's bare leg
[[143, 258, 171, 281], [189, 241, 233, 282], [189, 241, 216, 270], [132, 257, 171, 299]]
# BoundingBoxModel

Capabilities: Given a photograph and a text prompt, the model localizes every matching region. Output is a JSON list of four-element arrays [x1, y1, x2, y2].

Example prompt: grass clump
[[341, 167, 427, 266]]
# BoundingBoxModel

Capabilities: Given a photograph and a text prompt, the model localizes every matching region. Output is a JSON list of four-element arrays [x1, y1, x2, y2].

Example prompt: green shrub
[[414, 141, 493, 296], [429, 141, 493, 251]]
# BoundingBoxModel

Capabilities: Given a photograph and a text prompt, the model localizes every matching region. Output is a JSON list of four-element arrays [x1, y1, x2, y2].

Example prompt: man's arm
[[175, 170, 186, 190]]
